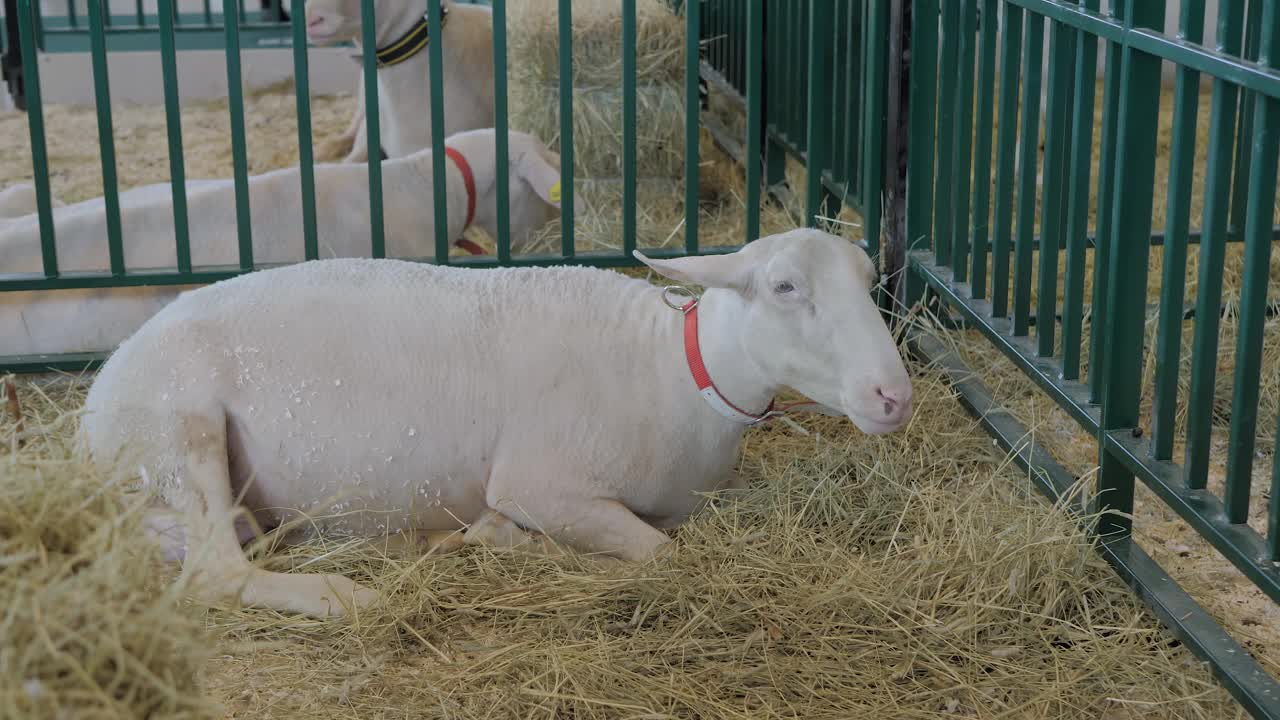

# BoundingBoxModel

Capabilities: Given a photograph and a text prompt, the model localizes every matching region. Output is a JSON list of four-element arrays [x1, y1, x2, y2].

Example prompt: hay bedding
[[1, 362, 1244, 718]]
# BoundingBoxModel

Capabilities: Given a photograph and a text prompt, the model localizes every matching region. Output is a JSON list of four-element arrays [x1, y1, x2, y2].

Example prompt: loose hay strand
[[0, 417, 217, 719]]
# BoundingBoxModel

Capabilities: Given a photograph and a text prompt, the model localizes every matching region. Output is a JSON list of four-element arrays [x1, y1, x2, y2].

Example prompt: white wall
[[30, 47, 358, 106]]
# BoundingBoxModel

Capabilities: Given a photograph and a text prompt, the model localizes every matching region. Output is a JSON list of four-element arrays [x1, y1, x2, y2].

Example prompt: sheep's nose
[[874, 383, 913, 424]]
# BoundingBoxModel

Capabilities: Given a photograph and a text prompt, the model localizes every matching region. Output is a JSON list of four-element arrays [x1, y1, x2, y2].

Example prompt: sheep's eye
[[773, 281, 795, 295]]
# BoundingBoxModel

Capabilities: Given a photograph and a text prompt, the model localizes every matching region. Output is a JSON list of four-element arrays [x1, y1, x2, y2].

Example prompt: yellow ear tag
[[549, 181, 561, 204]]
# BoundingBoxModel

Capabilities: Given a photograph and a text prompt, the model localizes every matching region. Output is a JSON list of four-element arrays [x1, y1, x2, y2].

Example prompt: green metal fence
[[0, 0, 891, 371], [902, 0, 1280, 716], [697, 0, 890, 244]]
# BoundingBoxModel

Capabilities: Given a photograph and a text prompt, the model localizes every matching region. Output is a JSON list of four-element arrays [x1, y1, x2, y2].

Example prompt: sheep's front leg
[[317, 88, 365, 162], [372, 529, 465, 556], [463, 508, 563, 556], [492, 495, 672, 563], [176, 412, 378, 618], [343, 117, 370, 164]]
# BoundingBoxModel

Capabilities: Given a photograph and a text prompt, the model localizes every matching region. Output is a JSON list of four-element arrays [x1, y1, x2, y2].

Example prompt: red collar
[[445, 146, 487, 256], [444, 146, 476, 230], [681, 299, 777, 425]]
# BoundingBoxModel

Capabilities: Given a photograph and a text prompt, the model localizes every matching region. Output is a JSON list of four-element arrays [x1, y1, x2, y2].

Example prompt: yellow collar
[[375, 6, 448, 68]]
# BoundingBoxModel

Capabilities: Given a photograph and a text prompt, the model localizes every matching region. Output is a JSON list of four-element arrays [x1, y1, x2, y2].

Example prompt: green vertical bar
[[713, 0, 724, 74], [839, 1, 855, 198], [1222, 4, 1279, 525], [1035, 16, 1073, 357], [950, 0, 977, 284], [990, 3, 1023, 319], [831, 1, 847, 189], [744, 0, 763, 243], [1061, 0, 1100, 381], [88, 0, 125, 276], [904, 0, 940, 309], [846, 0, 863, 199], [850, 5, 865, 204], [203, 0, 212, 26], [765, 2, 786, 190], [1150, 0, 1206, 459], [683, 0, 699, 253], [67, 0, 77, 28], [860, 0, 888, 258], [1185, 0, 1246, 490], [494, 0, 511, 262], [135, 0, 144, 26], [290, 0, 318, 261], [622, 0, 636, 256], [158, 0, 191, 273], [1227, 0, 1262, 236], [791, 3, 804, 149], [16, 0, 57, 278], [1097, 0, 1166, 538], [780, 3, 793, 144], [557, 0, 575, 257], [362, 0, 386, 260], [1272, 430, 1280, 560], [1088, 16, 1125, 403], [932, 0, 959, 267], [968, 0, 997, 298], [1011, 12, 1043, 338], [803, 0, 833, 228], [222, 0, 253, 270]]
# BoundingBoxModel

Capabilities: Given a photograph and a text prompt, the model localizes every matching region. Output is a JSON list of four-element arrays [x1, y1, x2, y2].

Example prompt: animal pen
[[1, 0, 1279, 716]]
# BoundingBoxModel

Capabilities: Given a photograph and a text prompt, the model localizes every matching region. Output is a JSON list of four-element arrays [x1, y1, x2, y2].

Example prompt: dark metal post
[[2, 0, 24, 110]]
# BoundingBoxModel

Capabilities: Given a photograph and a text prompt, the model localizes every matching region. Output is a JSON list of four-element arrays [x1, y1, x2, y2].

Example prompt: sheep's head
[[635, 228, 913, 435], [440, 129, 566, 253], [504, 133, 567, 250], [303, 0, 370, 44]]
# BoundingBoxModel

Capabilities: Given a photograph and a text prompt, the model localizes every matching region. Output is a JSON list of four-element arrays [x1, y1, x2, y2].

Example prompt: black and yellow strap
[[375, 4, 449, 68]]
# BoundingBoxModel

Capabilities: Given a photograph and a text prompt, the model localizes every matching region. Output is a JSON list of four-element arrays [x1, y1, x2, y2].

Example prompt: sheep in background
[[0, 128, 563, 357], [304, 0, 495, 163]]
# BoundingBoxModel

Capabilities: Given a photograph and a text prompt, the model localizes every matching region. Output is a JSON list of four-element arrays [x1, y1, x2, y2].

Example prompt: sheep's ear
[[516, 150, 562, 209], [632, 249, 755, 292]]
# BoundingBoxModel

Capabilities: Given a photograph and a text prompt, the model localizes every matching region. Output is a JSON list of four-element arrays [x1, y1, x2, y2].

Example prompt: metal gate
[[901, 0, 1280, 716]]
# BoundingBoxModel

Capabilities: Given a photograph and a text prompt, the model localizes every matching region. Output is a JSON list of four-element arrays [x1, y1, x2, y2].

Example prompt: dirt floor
[[0, 74, 1275, 716]]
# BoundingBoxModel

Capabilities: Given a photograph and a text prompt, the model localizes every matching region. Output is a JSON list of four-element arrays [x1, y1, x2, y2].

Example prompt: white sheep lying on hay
[[77, 228, 914, 618], [0, 128, 563, 357], [304, 0, 494, 163]]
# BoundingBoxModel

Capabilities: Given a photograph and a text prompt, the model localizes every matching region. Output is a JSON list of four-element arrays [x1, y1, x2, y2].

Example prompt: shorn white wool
[[78, 228, 913, 618], [304, 0, 494, 162], [0, 128, 562, 357]]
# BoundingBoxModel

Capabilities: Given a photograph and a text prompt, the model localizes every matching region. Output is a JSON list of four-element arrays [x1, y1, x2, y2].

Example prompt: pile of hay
[[0, 380, 215, 719], [504, 0, 743, 253], [0, 358, 1242, 717], [508, 0, 687, 180]]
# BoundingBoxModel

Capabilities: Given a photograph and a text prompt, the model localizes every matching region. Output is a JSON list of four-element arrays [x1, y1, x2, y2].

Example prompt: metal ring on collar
[[661, 286, 700, 312]]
